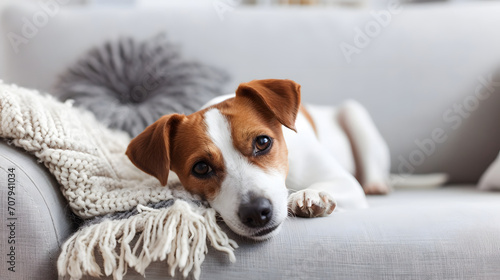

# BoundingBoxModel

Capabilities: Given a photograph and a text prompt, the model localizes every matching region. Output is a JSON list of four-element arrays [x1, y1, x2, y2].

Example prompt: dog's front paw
[[288, 190, 336, 218]]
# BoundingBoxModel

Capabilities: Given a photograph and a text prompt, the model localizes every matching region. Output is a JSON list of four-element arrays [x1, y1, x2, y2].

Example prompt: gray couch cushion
[[80, 186, 500, 280], [0, 141, 75, 280]]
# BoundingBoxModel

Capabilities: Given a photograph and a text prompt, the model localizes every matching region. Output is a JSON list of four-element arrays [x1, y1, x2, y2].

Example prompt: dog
[[126, 79, 391, 240]]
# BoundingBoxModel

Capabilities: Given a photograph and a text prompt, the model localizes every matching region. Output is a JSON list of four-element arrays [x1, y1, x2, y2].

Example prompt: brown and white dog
[[126, 79, 390, 240]]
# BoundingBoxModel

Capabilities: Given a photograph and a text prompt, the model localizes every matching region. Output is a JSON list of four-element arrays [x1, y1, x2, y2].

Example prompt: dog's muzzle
[[238, 197, 273, 228]]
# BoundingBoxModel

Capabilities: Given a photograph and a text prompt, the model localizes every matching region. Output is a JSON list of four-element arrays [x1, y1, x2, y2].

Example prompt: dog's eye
[[192, 161, 213, 177], [254, 135, 272, 155]]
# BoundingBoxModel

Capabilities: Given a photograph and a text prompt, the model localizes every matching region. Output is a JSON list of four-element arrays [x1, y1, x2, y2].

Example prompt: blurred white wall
[[136, 0, 211, 6], [0, 0, 85, 79], [0, 0, 497, 78]]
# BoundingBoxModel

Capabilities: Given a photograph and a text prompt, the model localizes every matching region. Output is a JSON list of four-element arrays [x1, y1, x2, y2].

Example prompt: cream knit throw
[[0, 82, 237, 279]]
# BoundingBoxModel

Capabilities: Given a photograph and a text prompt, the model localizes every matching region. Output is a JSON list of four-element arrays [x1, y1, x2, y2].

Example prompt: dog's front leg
[[288, 187, 337, 218], [288, 176, 368, 218], [284, 112, 369, 218], [285, 148, 369, 218]]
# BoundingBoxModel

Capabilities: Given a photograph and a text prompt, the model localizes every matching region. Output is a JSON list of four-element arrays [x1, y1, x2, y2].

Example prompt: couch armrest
[[0, 140, 76, 280]]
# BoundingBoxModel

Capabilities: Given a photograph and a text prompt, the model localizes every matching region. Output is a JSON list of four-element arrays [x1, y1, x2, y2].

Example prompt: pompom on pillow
[[54, 34, 229, 137]]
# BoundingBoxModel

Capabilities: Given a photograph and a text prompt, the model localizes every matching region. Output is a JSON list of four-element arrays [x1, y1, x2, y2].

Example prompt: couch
[[1, 2, 500, 279]]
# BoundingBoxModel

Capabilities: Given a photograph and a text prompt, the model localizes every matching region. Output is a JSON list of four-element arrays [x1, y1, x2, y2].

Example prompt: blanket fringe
[[57, 200, 237, 280]]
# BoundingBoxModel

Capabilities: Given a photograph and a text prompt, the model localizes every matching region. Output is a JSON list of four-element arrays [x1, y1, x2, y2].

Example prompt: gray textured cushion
[[53, 35, 228, 137]]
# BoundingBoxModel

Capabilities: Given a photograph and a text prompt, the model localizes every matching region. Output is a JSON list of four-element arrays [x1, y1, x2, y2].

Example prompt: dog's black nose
[[238, 197, 273, 228]]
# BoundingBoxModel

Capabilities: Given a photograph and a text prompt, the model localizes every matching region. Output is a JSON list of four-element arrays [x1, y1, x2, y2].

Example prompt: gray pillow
[[54, 34, 228, 137]]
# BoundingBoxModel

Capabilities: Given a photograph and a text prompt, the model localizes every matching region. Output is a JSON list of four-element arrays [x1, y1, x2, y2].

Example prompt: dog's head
[[126, 79, 300, 240]]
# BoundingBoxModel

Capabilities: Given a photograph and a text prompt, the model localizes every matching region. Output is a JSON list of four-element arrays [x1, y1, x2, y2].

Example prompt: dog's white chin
[[249, 223, 284, 241], [224, 219, 284, 241]]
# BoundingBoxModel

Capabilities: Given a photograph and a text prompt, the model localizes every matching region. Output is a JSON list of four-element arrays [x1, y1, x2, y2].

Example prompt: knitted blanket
[[0, 82, 237, 279]]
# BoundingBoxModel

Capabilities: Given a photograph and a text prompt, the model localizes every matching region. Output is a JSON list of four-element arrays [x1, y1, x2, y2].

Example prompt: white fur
[[304, 105, 356, 174], [204, 108, 289, 239]]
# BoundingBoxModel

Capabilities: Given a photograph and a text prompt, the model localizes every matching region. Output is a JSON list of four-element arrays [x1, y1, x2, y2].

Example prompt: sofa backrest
[[2, 2, 500, 183]]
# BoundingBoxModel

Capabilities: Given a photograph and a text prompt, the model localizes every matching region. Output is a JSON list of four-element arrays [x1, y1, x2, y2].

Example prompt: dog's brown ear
[[235, 79, 301, 132], [126, 114, 184, 186]]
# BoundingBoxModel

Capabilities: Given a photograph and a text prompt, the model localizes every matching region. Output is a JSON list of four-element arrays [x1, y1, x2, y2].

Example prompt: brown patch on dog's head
[[226, 79, 301, 174], [235, 79, 301, 132], [126, 114, 184, 186], [168, 111, 226, 200], [211, 98, 287, 175], [126, 111, 226, 200]]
